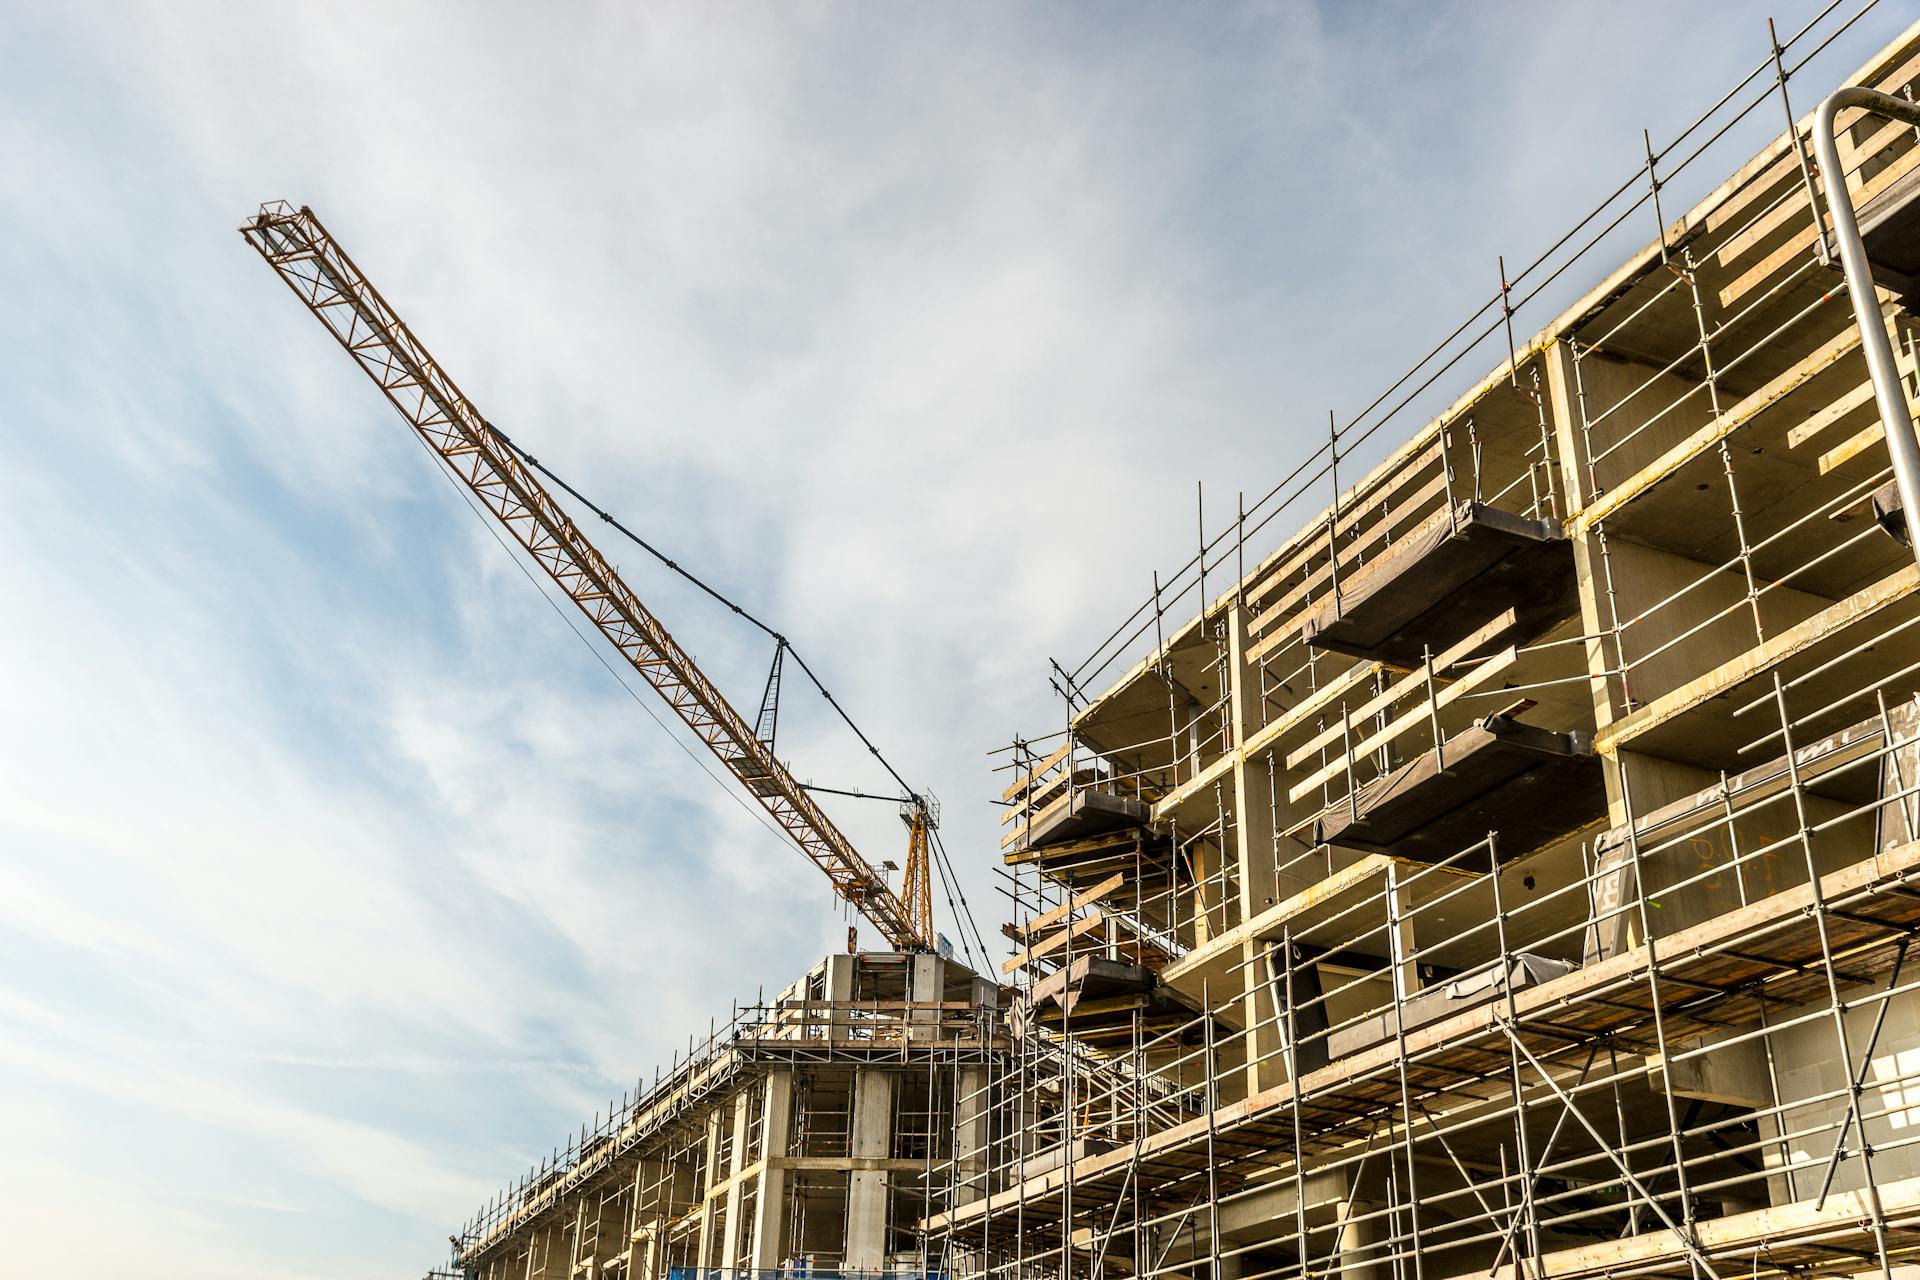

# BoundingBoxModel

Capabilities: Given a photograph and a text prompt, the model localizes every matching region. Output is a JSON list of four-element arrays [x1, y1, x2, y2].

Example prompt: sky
[[0, 2, 1909, 1275]]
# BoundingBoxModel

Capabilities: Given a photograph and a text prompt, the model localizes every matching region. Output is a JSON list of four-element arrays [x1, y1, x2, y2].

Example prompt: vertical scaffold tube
[[1813, 87, 1920, 568]]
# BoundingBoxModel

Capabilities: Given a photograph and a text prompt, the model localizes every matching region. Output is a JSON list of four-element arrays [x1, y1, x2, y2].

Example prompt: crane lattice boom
[[241, 201, 925, 951]]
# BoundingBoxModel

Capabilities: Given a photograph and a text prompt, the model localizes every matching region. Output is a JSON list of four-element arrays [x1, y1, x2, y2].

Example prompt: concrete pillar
[[1191, 837, 1219, 947], [1225, 596, 1362, 1096], [1230, 600, 1284, 1095], [617, 1190, 638, 1275], [909, 953, 943, 1042], [749, 1071, 795, 1270], [695, 1107, 726, 1268], [628, 1158, 655, 1274], [953, 1065, 991, 1204], [720, 1089, 753, 1268], [569, 1195, 595, 1277], [1228, 782, 1290, 1090], [1333, 1200, 1387, 1280], [633, 1153, 702, 1278], [1384, 866, 1419, 1009], [1184, 690, 1205, 781], [529, 1219, 566, 1280], [825, 953, 857, 1039], [846, 1070, 896, 1270]]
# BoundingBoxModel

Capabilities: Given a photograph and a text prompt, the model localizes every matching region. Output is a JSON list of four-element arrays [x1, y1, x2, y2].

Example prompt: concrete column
[[1333, 1200, 1387, 1280], [1184, 689, 1205, 781], [749, 1071, 795, 1270], [1190, 837, 1219, 947], [569, 1196, 594, 1277], [909, 953, 943, 1042], [825, 953, 857, 1039], [1540, 338, 1593, 516], [529, 1219, 566, 1280], [1230, 600, 1283, 1095], [695, 1107, 726, 1269], [845, 1070, 896, 1270], [1236, 818, 1289, 1097], [719, 1090, 753, 1268], [633, 1154, 701, 1278], [953, 1065, 991, 1204], [628, 1158, 655, 1278], [617, 1190, 638, 1276], [1384, 866, 1419, 1008]]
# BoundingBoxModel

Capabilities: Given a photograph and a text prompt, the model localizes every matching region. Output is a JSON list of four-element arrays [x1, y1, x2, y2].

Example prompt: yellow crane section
[[241, 201, 931, 952], [900, 796, 936, 950]]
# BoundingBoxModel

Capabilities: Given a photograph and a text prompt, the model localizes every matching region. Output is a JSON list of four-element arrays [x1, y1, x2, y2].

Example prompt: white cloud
[[0, 0, 1907, 1274]]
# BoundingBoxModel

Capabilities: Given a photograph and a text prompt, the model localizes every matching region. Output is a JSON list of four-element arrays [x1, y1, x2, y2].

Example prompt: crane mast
[[241, 201, 928, 952]]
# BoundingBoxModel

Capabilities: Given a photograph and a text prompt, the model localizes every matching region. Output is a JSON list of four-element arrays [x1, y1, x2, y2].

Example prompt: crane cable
[[481, 422, 986, 953], [486, 423, 919, 802], [400, 415, 807, 867], [930, 826, 991, 970]]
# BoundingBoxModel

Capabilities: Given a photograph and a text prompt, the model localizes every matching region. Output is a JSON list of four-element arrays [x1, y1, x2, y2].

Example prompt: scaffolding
[[435, 8, 1920, 1280], [944, 8, 1920, 1280], [456, 952, 1007, 1280]]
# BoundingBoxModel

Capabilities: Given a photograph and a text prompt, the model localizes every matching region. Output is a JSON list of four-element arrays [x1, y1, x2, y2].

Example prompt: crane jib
[[240, 201, 926, 952]]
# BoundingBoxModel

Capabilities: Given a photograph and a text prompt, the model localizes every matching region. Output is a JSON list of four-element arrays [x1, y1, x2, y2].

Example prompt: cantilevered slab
[[1307, 714, 1605, 867], [1298, 501, 1576, 668], [1028, 954, 1156, 1012], [1016, 788, 1151, 851], [1022, 988, 1200, 1051], [1860, 161, 1920, 304], [1016, 955, 1198, 1050]]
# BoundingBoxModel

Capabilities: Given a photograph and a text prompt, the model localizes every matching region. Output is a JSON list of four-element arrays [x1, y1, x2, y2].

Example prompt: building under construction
[[276, 7, 1920, 1279], [449, 953, 1003, 1280], [938, 12, 1920, 1280]]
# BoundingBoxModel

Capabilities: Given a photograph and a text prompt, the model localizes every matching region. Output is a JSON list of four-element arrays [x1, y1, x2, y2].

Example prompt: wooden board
[[1013, 872, 1125, 939]]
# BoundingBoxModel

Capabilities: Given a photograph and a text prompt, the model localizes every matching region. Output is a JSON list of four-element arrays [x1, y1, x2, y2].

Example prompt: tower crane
[[241, 201, 937, 952]]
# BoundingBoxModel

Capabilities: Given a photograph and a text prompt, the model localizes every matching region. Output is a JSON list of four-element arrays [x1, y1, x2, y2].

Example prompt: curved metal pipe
[[1813, 87, 1920, 567]]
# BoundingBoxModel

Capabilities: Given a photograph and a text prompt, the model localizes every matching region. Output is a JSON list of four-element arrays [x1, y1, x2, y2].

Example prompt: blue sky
[[0, 2, 1906, 1275]]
